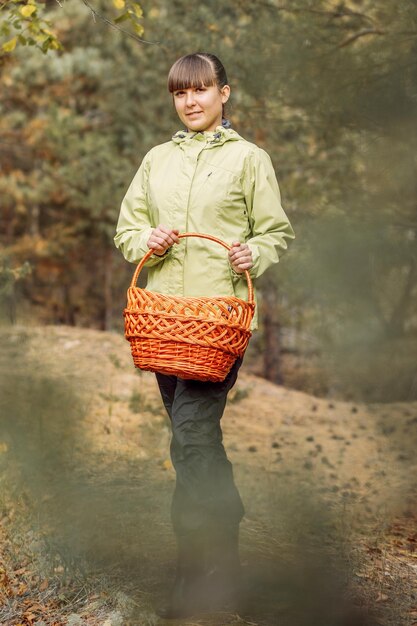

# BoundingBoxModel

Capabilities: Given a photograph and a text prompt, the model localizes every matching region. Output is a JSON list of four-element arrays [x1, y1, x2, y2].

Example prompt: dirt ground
[[0, 325, 416, 626]]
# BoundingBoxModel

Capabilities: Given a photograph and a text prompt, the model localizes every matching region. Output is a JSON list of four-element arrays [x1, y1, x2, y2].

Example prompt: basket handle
[[129, 232, 254, 305]]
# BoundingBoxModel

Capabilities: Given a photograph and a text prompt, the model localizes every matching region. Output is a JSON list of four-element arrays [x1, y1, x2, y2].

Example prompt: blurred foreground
[[0, 325, 416, 626]]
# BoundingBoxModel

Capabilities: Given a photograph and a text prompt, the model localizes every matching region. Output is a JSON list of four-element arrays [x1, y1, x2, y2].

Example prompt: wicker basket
[[123, 232, 255, 382]]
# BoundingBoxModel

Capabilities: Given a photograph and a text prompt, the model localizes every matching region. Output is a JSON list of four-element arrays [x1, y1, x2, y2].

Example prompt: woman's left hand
[[228, 241, 253, 274]]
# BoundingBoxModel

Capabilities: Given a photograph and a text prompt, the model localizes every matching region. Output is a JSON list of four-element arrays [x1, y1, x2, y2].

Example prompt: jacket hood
[[171, 124, 241, 146]]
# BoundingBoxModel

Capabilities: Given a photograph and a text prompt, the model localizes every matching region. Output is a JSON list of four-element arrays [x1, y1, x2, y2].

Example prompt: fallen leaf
[[25, 603, 45, 611], [376, 593, 389, 602]]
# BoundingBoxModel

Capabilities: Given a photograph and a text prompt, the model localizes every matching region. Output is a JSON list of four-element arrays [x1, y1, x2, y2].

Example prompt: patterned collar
[[171, 121, 239, 146]]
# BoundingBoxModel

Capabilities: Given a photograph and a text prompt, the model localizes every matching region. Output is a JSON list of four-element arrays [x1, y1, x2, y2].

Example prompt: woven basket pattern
[[124, 233, 255, 382]]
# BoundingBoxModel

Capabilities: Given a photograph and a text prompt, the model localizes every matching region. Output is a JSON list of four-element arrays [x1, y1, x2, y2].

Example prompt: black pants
[[156, 358, 245, 537]]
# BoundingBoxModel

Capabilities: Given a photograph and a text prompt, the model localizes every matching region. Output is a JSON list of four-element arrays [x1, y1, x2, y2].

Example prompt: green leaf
[[41, 35, 52, 52], [114, 11, 130, 23]]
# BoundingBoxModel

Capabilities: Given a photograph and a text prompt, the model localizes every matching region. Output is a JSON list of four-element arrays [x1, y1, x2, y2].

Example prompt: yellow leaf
[[162, 459, 173, 471], [20, 5, 36, 17], [49, 39, 61, 50], [113, 0, 125, 8], [0, 442, 7, 453], [132, 22, 144, 37], [2, 37, 17, 52], [131, 2, 143, 18]]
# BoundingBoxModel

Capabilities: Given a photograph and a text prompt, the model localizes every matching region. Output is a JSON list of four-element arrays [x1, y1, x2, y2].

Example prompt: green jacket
[[114, 125, 295, 329]]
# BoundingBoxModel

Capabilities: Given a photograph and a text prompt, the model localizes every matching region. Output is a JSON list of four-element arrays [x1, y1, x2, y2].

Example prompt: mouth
[[186, 111, 203, 117]]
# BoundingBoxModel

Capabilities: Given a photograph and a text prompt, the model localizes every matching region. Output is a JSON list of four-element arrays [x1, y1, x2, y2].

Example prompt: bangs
[[168, 54, 216, 92]]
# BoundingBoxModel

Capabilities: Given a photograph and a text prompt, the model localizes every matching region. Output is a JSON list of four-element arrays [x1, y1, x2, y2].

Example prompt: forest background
[[1, 0, 416, 403], [1, 3, 417, 625]]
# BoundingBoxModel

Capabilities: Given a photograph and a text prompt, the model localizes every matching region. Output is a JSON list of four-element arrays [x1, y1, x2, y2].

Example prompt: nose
[[185, 90, 196, 108]]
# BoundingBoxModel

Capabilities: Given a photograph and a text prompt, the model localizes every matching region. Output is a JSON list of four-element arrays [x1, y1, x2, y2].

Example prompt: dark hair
[[168, 52, 229, 119]]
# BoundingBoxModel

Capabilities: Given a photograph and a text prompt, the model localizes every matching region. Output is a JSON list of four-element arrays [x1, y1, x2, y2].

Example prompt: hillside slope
[[0, 325, 416, 626]]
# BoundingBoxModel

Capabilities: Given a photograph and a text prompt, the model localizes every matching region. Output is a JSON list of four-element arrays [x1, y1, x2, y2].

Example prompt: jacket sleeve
[[240, 147, 295, 279], [113, 149, 170, 267]]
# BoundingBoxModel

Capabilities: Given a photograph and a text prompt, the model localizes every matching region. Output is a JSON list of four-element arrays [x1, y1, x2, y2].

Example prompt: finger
[[155, 231, 180, 247], [232, 251, 252, 265], [150, 237, 173, 253], [230, 243, 249, 254], [233, 261, 251, 270], [229, 241, 241, 254], [148, 241, 166, 252], [169, 232, 180, 244], [157, 225, 180, 244], [157, 224, 171, 234], [161, 227, 180, 237], [160, 234, 177, 246], [230, 250, 251, 263], [229, 246, 246, 258], [171, 229, 180, 243], [151, 234, 170, 247], [233, 245, 250, 255]]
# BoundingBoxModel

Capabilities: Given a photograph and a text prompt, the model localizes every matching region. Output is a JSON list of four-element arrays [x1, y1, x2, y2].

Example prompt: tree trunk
[[262, 283, 283, 385], [29, 204, 40, 238], [103, 247, 113, 331], [63, 283, 76, 326], [386, 259, 416, 337]]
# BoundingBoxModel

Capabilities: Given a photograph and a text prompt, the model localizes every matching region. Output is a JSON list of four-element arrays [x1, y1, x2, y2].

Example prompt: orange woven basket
[[123, 232, 255, 382]]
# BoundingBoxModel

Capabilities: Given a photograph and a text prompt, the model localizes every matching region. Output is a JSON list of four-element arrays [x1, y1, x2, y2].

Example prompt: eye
[[174, 90, 185, 97], [196, 87, 206, 92]]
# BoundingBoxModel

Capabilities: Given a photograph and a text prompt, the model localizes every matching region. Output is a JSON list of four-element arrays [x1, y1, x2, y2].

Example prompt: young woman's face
[[172, 83, 230, 133]]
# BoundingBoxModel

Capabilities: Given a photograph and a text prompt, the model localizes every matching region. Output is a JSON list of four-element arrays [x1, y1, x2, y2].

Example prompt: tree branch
[[338, 28, 385, 48], [79, 0, 160, 46], [248, 1, 376, 24]]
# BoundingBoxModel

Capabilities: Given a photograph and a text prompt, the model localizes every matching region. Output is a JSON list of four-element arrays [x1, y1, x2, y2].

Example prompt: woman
[[114, 52, 295, 619]]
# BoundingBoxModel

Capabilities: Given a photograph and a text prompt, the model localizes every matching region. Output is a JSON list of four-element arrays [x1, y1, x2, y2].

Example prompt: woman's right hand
[[147, 225, 180, 256]]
